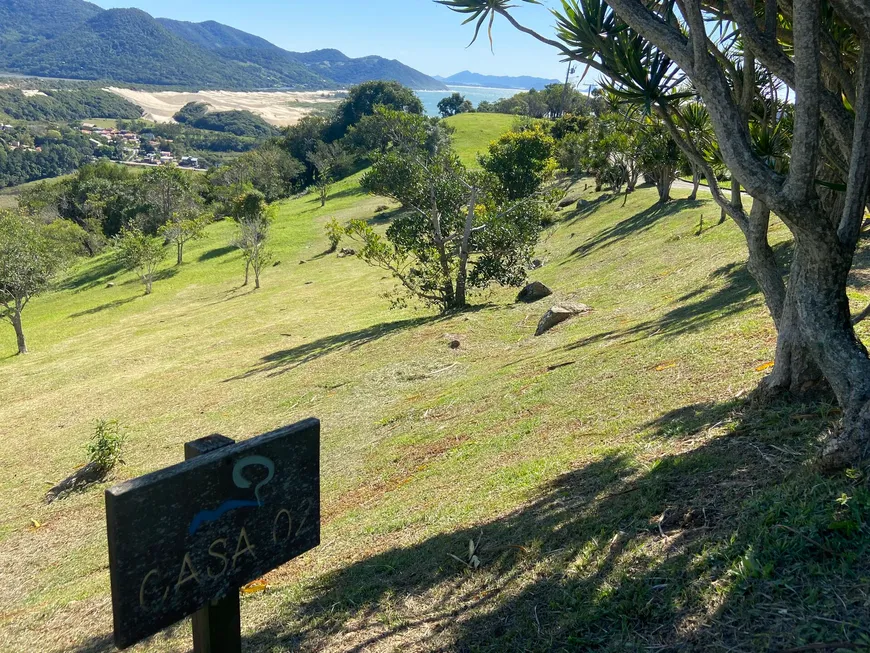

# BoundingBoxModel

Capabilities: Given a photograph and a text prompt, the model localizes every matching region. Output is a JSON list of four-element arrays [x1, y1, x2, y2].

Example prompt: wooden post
[[185, 435, 243, 653]]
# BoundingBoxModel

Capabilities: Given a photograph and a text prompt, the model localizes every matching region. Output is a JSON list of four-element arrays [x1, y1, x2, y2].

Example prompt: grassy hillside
[[1, 115, 869, 652], [445, 112, 516, 165]]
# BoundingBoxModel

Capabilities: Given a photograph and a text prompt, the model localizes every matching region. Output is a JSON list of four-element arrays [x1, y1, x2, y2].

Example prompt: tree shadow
[[565, 198, 704, 261], [198, 245, 236, 262], [366, 207, 406, 226], [235, 397, 863, 652], [226, 315, 440, 381], [552, 193, 616, 225], [559, 249, 790, 353], [68, 296, 137, 318], [120, 266, 179, 288], [61, 257, 125, 292]]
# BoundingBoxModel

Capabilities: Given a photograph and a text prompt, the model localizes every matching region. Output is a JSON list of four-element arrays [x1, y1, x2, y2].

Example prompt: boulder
[[558, 195, 579, 208], [577, 198, 591, 209], [535, 302, 591, 336], [337, 248, 356, 258], [529, 258, 544, 270], [516, 281, 553, 303], [105, 282, 115, 288]]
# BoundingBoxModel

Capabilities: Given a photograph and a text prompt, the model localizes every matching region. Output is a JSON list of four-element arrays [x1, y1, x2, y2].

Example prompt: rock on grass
[[516, 281, 553, 303], [535, 302, 591, 336]]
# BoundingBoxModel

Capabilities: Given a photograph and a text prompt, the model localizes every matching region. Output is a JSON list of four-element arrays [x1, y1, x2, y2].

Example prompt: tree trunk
[[656, 169, 672, 203], [689, 167, 700, 201], [177, 241, 183, 266], [739, 202, 823, 397], [11, 301, 27, 355], [454, 188, 477, 308], [243, 259, 250, 286], [428, 186, 455, 308], [144, 275, 153, 295], [788, 231, 870, 466]]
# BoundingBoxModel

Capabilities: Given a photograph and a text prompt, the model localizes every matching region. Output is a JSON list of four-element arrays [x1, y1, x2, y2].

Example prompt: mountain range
[[0, 0, 447, 90], [435, 71, 562, 90]]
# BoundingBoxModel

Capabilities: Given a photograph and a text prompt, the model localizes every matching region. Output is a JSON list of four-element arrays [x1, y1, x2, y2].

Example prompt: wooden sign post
[[105, 419, 320, 651]]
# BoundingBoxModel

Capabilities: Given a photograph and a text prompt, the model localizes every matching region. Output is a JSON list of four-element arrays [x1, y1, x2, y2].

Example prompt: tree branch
[[783, 0, 823, 202], [837, 44, 870, 252]]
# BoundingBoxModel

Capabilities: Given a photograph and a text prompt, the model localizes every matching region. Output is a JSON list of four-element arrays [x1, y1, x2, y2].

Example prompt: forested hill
[[0, 0, 447, 91]]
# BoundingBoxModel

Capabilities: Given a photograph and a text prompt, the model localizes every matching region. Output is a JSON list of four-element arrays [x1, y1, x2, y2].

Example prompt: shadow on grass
[[198, 245, 236, 262], [367, 207, 405, 226], [559, 245, 792, 351], [70, 398, 865, 653], [68, 296, 137, 318], [227, 315, 439, 381], [565, 198, 704, 261], [121, 266, 179, 288], [551, 192, 616, 226], [312, 186, 366, 205], [233, 398, 863, 652], [61, 256, 125, 292]]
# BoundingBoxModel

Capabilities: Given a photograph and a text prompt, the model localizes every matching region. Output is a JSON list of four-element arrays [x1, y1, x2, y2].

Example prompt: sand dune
[[105, 87, 344, 126]]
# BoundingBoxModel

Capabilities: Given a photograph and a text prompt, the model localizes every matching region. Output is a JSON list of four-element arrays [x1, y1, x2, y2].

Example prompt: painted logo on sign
[[188, 456, 275, 535]]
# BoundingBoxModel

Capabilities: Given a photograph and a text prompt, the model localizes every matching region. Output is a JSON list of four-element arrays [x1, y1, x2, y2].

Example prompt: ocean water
[[416, 85, 522, 116]]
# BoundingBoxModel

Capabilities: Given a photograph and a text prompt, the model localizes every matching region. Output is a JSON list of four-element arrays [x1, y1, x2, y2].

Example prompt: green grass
[[83, 119, 120, 129], [0, 173, 76, 208], [444, 112, 516, 166], [1, 115, 869, 652]]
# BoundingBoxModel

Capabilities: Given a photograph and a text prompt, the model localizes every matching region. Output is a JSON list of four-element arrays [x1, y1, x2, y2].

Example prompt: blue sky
[[90, 0, 572, 81]]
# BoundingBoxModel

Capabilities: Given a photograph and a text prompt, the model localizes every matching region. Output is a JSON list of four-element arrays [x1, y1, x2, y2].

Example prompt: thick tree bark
[[736, 202, 824, 396], [787, 229, 870, 464], [11, 302, 27, 355]]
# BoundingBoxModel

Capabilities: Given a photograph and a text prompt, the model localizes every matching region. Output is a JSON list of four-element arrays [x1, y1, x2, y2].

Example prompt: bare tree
[[231, 190, 272, 289]]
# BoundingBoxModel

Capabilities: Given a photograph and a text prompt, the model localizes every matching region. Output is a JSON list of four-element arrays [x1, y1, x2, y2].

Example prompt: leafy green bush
[[325, 217, 343, 253], [86, 419, 126, 473]]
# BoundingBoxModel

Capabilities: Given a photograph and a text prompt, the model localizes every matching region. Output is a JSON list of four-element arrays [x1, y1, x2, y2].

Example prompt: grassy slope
[[1, 113, 869, 652], [445, 112, 515, 166]]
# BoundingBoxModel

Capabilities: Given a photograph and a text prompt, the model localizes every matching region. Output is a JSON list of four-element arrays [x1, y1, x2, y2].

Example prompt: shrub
[[87, 419, 126, 473], [325, 217, 343, 253]]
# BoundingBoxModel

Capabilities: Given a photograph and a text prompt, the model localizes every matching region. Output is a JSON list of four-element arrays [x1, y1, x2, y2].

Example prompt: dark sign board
[[106, 419, 320, 649]]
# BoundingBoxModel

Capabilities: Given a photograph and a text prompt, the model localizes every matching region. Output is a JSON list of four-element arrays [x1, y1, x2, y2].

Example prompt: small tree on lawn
[[158, 208, 212, 265], [325, 217, 343, 253], [114, 226, 167, 295], [307, 141, 348, 207], [347, 108, 550, 312], [0, 211, 80, 354], [231, 190, 271, 289]]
